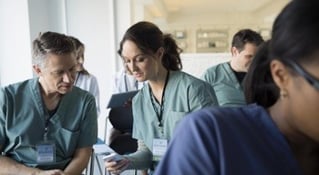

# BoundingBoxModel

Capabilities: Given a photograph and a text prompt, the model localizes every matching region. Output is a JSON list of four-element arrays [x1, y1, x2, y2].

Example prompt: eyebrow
[[121, 53, 146, 60]]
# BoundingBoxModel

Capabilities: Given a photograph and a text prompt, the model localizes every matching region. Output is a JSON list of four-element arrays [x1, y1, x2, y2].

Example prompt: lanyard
[[149, 71, 170, 128], [44, 113, 54, 141], [44, 107, 57, 141], [44, 116, 50, 141]]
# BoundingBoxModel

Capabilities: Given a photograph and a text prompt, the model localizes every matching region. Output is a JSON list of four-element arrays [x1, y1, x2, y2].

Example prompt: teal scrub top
[[202, 62, 246, 107], [132, 71, 218, 150], [0, 78, 98, 170]]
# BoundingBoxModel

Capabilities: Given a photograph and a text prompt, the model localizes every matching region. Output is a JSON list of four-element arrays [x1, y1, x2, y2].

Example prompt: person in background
[[105, 21, 218, 174], [113, 66, 145, 93], [202, 28, 264, 107], [0, 31, 97, 174], [154, 0, 319, 174], [69, 36, 101, 115]]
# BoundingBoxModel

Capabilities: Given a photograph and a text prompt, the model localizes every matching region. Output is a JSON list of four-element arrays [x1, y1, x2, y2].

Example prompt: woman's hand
[[105, 158, 131, 175]]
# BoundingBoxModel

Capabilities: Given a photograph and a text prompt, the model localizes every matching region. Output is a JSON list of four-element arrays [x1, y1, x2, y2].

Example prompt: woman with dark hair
[[154, 0, 319, 174], [105, 21, 218, 174]]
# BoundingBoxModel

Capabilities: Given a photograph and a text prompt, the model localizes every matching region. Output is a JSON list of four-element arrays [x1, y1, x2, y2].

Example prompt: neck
[[38, 78, 61, 110], [149, 69, 169, 103], [230, 60, 245, 72], [268, 103, 319, 175], [149, 67, 169, 92], [268, 102, 319, 152]]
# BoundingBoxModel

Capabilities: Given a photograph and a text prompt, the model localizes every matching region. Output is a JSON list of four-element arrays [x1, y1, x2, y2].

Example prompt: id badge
[[36, 141, 56, 164], [152, 138, 167, 161]]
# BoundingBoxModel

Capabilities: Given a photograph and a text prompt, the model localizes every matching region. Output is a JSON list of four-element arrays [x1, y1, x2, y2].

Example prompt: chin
[[136, 77, 146, 82], [58, 87, 73, 94]]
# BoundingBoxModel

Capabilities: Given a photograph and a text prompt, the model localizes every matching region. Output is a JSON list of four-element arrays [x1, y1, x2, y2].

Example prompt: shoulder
[[202, 62, 229, 80], [183, 104, 267, 131], [69, 86, 96, 102], [1, 78, 36, 94], [204, 62, 228, 73], [171, 71, 206, 85]]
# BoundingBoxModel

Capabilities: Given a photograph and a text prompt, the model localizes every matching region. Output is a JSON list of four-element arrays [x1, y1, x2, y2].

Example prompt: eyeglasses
[[286, 59, 319, 90]]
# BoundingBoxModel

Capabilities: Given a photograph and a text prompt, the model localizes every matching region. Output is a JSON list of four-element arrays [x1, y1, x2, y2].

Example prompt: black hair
[[244, 0, 319, 107], [231, 29, 264, 52], [118, 21, 182, 71]]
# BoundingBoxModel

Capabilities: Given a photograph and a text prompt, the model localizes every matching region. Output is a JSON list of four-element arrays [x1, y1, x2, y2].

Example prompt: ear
[[33, 64, 42, 76], [231, 47, 239, 57], [156, 47, 164, 59], [270, 59, 290, 90]]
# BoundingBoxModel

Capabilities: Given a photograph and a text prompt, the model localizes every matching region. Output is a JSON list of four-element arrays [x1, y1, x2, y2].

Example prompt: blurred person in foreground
[[154, 0, 319, 174]]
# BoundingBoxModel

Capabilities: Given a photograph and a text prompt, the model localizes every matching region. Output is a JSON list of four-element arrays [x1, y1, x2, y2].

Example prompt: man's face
[[34, 53, 77, 95], [232, 43, 259, 72]]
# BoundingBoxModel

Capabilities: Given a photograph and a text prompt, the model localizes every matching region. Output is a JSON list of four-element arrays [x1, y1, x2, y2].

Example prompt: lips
[[134, 73, 143, 78], [60, 84, 73, 89]]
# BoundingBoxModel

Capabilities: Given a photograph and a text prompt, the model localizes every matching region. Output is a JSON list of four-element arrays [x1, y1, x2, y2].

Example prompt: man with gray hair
[[0, 31, 97, 175]]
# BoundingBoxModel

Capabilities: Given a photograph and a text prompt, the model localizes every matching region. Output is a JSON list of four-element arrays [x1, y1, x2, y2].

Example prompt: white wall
[[144, 0, 289, 53], [65, 0, 118, 139], [114, 0, 133, 70], [28, 0, 67, 40], [181, 53, 231, 78], [0, 0, 33, 86]]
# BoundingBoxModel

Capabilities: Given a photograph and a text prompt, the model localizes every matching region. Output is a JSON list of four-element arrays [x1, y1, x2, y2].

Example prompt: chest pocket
[[56, 127, 80, 157]]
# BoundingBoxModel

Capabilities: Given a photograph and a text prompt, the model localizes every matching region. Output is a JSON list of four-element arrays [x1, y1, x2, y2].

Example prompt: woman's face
[[121, 40, 159, 82], [284, 60, 319, 143]]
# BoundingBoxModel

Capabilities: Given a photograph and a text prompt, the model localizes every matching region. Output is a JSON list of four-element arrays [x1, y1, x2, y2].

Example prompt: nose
[[130, 61, 138, 72], [126, 61, 135, 73], [62, 71, 74, 83], [78, 57, 84, 64]]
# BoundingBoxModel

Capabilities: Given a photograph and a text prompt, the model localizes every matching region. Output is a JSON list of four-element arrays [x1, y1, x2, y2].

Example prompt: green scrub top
[[202, 62, 246, 107], [0, 78, 97, 170], [132, 71, 218, 150]]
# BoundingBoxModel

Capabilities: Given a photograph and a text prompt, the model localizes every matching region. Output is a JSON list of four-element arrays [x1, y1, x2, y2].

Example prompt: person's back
[[154, 105, 302, 175], [202, 29, 264, 107]]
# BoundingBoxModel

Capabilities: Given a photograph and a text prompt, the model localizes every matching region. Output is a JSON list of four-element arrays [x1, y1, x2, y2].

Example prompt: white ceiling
[[143, 0, 287, 18], [162, 0, 273, 14]]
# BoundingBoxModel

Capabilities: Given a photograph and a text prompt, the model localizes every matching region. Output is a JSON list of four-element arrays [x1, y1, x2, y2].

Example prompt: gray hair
[[32, 31, 76, 68]]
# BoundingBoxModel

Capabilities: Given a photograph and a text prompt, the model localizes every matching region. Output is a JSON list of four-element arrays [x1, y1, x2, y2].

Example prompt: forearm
[[125, 140, 152, 170], [0, 156, 41, 175], [63, 147, 92, 175]]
